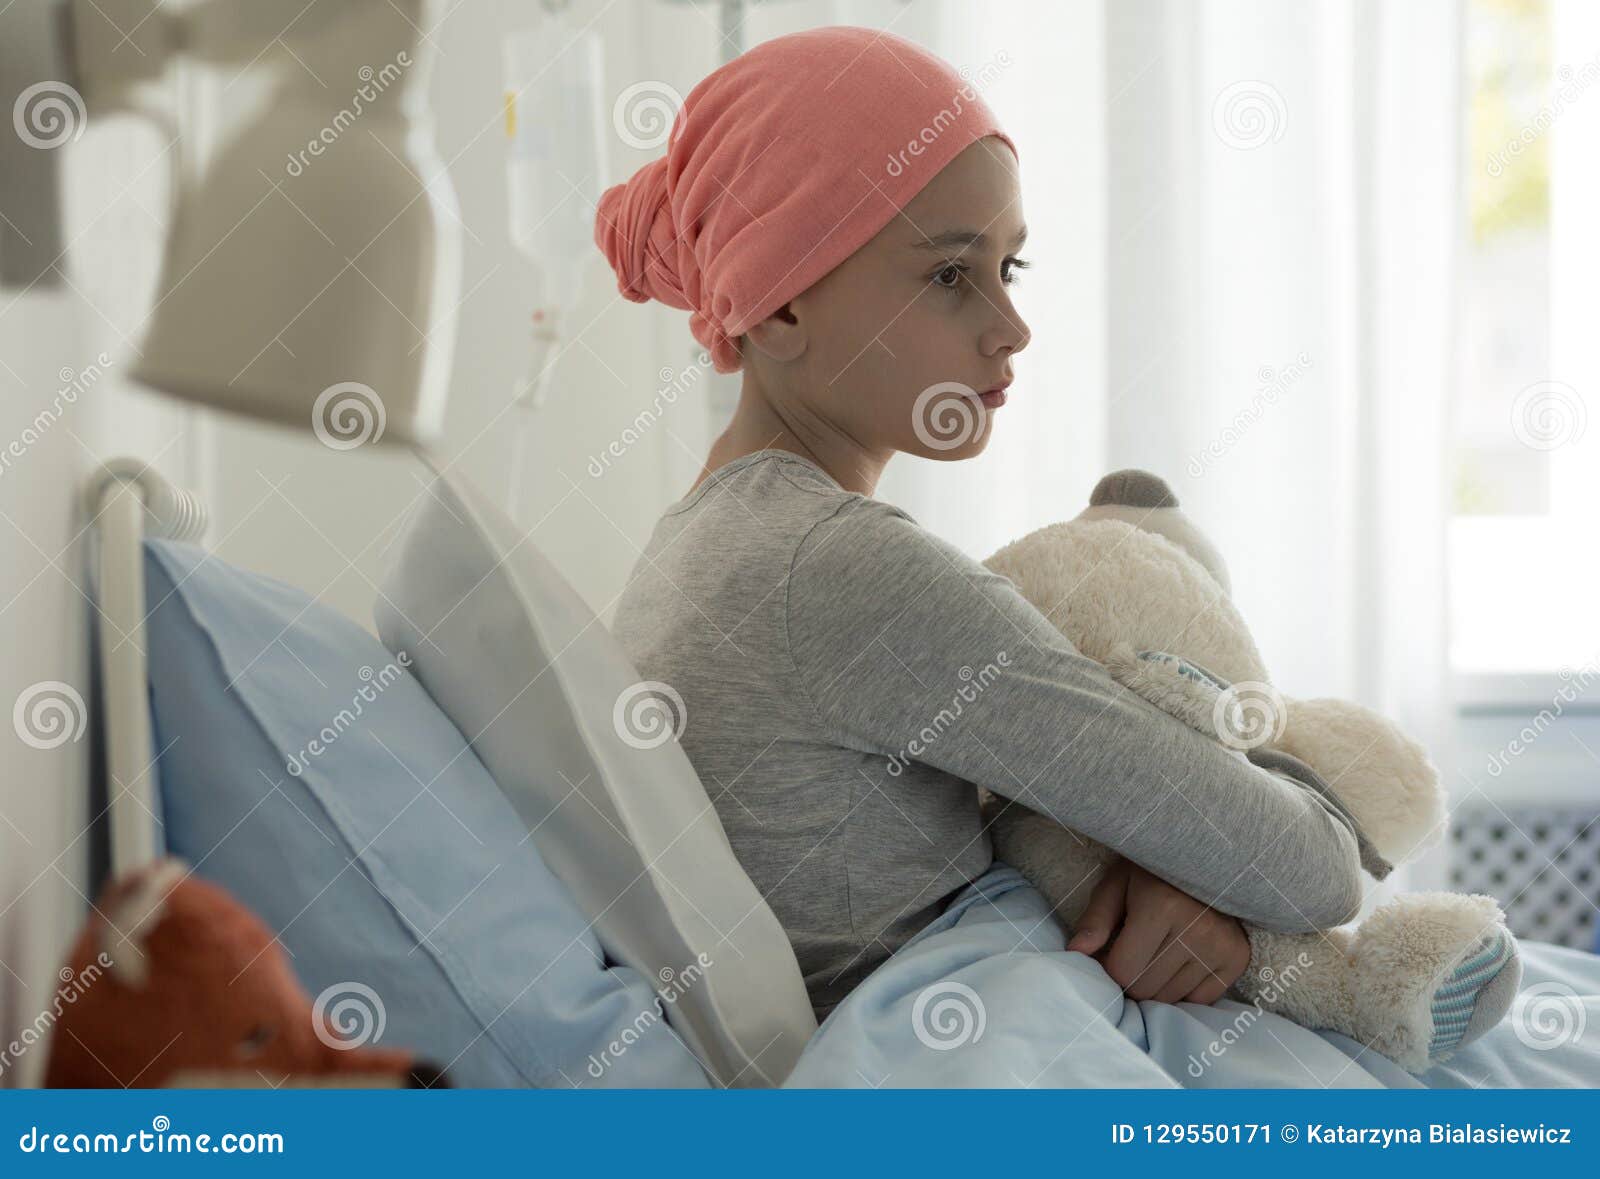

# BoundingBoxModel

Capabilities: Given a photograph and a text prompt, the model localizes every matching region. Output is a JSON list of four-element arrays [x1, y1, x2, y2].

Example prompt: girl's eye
[[932, 257, 1032, 293]]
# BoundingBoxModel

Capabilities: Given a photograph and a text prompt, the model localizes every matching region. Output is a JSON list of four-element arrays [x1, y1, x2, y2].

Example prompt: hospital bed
[[88, 457, 1600, 1089]]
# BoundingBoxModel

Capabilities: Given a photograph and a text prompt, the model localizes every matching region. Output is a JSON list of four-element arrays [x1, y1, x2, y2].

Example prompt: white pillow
[[374, 468, 817, 1087]]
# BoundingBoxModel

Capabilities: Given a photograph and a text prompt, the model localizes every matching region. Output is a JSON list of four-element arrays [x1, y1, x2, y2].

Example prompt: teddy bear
[[979, 469, 1523, 1072], [45, 858, 445, 1088]]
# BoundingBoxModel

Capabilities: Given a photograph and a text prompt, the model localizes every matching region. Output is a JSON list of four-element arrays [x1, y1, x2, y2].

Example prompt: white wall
[[1, 100, 196, 1085]]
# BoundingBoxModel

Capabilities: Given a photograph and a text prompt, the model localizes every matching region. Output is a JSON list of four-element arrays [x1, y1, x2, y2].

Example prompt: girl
[[595, 26, 1364, 1025]]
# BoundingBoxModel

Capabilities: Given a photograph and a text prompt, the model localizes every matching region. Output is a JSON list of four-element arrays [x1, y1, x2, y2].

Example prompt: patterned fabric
[[1430, 927, 1519, 1057]]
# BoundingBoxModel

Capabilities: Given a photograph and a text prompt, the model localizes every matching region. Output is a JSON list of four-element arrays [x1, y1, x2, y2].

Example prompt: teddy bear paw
[[1423, 923, 1521, 1062], [1351, 891, 1524, 1072]]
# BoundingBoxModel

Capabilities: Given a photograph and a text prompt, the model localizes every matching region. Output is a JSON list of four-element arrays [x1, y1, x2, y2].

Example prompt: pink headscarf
[[594, 26, 1017, 373]]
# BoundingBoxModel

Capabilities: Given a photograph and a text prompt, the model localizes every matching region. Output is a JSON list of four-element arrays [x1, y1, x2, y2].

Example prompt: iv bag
[[503, 16, 608, 296]]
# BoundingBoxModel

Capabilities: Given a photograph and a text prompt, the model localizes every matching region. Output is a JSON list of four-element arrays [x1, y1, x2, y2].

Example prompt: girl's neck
[[691, 380, 889, 498]]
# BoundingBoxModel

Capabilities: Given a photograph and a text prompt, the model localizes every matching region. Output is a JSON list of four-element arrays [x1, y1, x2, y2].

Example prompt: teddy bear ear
[[1077, 470, 1234, 598], [1089, 469, 1179, 508], [98, 856, 190, 989]]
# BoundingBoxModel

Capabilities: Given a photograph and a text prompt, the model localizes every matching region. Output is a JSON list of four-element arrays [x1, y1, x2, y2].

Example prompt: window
[[1450, 0, 1600, 688]]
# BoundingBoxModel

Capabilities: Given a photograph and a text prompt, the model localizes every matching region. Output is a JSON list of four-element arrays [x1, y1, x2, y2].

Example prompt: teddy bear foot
[[1425, 924, 1521, 1056], [1354, 892, 1523, 1073]]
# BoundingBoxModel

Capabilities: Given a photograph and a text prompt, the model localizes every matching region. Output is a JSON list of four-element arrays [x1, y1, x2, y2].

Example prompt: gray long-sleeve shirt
[[610, 449, 1364, 1019]]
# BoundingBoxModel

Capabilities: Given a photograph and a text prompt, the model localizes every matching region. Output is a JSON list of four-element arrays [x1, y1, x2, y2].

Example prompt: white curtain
[[884, 0, 1464, 889]]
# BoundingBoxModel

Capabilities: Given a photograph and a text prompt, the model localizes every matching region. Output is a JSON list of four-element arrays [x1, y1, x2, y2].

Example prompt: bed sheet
[[784, 864, 1600, 1088]]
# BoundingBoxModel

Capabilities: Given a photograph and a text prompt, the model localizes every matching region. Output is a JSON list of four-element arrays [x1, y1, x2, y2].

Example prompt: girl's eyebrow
[[911, 226, 1028, 252]]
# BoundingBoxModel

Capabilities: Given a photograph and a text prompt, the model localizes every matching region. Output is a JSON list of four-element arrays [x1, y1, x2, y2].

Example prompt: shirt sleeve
[[783, 496, 1365, 932]]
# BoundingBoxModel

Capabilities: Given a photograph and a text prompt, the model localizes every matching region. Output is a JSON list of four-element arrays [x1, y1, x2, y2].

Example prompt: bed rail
[[85, 459, 207, 876]]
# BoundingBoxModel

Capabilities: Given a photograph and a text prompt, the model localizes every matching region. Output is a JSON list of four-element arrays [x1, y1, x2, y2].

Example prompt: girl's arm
[[784, 496, 1365, 933]]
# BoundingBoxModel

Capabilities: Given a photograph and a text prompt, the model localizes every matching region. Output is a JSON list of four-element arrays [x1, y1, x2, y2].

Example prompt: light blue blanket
[[786, 864, 1600, 1088]]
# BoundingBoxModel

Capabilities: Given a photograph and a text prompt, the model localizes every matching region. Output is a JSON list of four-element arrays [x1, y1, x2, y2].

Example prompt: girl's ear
[[744, 302, 806, 363]]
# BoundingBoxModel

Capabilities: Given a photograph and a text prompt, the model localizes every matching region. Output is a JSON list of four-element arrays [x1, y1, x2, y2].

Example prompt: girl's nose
[[982, 298, 1031, 358]]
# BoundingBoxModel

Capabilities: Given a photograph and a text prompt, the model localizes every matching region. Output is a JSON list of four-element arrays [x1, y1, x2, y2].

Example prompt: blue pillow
[[144, 539, 708, 1089]]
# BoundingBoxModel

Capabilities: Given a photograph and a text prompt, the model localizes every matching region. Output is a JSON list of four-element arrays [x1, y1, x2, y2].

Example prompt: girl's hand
[[1065, 857, 1251, 1005]]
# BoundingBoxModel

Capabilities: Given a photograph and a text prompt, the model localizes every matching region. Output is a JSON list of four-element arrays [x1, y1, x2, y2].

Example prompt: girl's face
[[753, 135, 1032, 462]]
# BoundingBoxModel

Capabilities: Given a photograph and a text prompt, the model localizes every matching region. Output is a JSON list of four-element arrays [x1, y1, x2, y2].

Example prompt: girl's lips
[[975, 387, 1008, 409]]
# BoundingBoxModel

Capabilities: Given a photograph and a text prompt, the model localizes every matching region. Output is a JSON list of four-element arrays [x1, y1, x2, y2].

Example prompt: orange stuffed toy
[[44, 858, 445, 1088]]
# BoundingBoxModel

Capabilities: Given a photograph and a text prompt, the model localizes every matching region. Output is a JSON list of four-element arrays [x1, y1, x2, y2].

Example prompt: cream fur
[[980, 473, 1516, 1071]]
